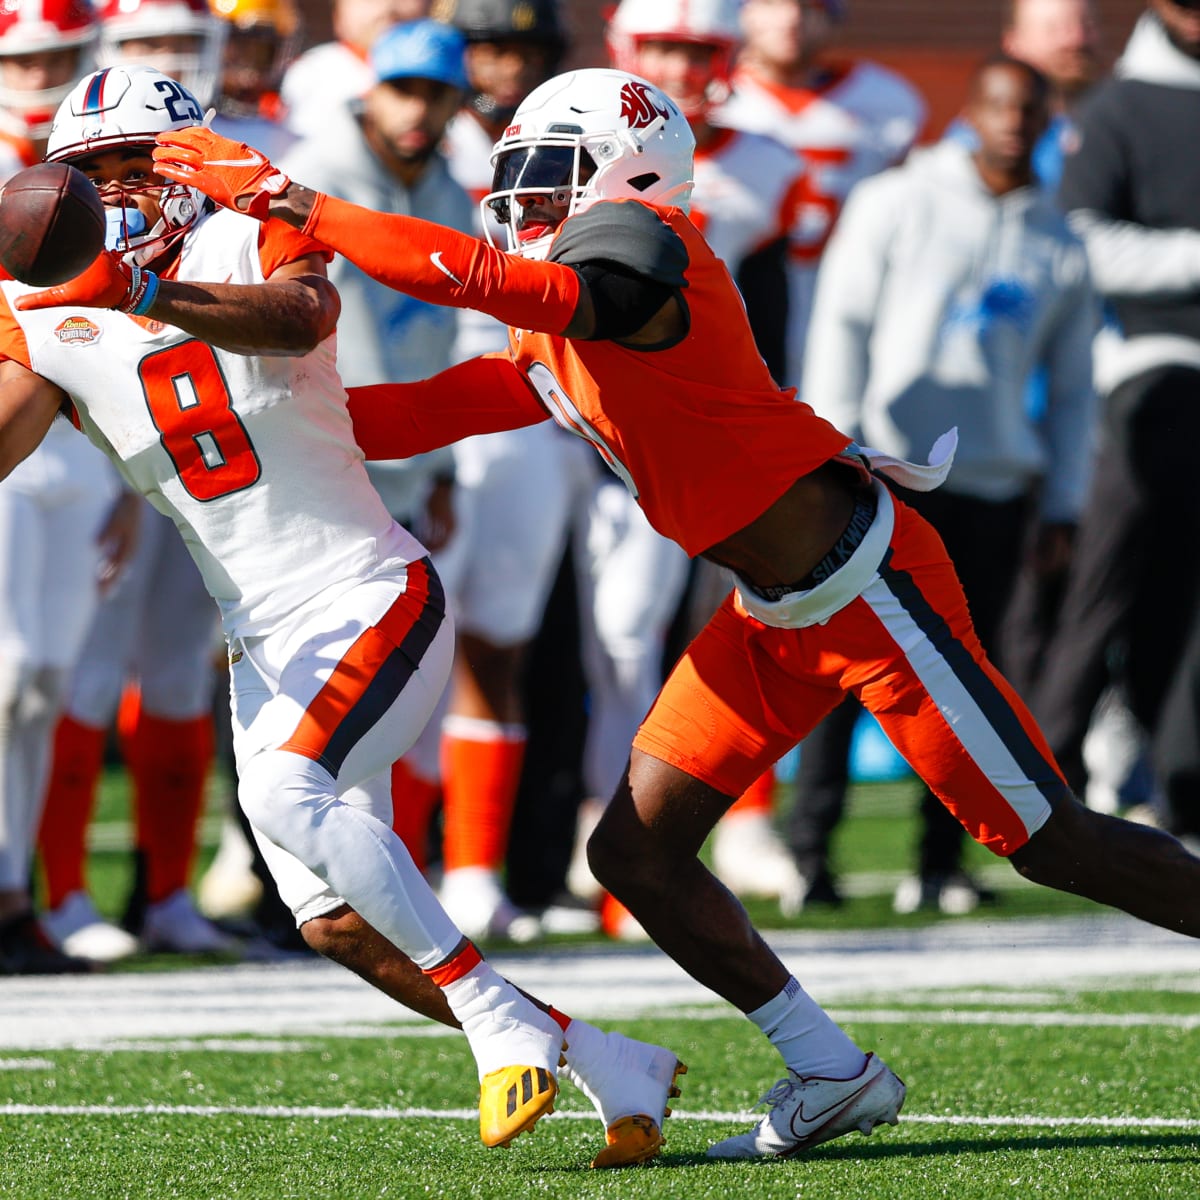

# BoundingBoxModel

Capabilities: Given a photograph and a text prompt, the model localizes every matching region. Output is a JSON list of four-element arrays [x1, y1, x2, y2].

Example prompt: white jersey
[[717, 60, 926, 380], [280, 41, 374, 137], [0, 208, 423, 641]]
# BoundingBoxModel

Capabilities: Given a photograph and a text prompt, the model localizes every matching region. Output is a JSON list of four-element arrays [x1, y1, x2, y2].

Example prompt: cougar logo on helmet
[[619, 79, 670, 130]]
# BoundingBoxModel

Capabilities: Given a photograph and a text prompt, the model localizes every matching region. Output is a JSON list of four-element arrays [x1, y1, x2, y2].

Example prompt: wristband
[[119, 265, 160, 316]]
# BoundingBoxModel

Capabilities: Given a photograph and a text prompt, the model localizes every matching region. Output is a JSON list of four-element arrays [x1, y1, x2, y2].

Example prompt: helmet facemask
[[482, 72, 695, 259]]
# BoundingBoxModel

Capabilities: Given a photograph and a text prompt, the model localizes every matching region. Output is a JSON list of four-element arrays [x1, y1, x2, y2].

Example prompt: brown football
[[0, 162, 106, 286]]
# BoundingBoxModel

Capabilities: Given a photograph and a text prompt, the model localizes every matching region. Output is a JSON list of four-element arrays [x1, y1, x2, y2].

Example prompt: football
[[0, 161, 106, 287]]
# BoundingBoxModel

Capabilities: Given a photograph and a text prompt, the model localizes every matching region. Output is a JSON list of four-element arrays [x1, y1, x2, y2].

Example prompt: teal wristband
[[129, 269, 159, 316]]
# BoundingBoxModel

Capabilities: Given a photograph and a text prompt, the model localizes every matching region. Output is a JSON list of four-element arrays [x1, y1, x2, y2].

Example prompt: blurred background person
[[1031, 0, 1200, 842], [0, 0, 140, 972], [428, 0, 573, 943], [207, 0, 301, 157], [0, 0, 97, 172], [281, 0, 429, 135], [95, 0, 227, 107], [37, 6, 238, 959], [718, 0, 927, 387], [277, 15, 467, 894], [790, 54, 1098, 915]]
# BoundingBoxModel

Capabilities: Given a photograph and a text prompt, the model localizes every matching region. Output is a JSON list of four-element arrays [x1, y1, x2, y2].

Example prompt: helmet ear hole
[[627, 172, 660, 192]]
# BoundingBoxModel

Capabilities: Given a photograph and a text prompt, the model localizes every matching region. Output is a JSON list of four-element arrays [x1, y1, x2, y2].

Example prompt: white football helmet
[[96, 0, 226, 108], [483, 67, 695, 259], [0, 0, 99, 141], [607, 0, 741, 119], [46, 65, 209, 264]]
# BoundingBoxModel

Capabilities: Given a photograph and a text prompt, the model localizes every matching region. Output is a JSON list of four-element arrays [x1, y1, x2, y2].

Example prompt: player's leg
[[124, 517, 228, 951], [588, 595, 903, 1159], [437, 426, 572, 940], [234, 561, 684, 1161], [859, 501, 1200, 935]]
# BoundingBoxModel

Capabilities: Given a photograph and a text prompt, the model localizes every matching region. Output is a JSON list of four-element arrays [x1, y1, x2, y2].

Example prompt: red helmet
[[0, 0, 99, 139], [95, 0, 226, 107]]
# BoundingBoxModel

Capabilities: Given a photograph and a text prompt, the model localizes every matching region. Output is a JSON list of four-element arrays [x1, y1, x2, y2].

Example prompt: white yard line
[[2, 1101, 1198, 1131]]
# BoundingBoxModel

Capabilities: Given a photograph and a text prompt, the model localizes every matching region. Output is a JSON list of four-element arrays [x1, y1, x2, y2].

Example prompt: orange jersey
[[505, 204, 851, 557]]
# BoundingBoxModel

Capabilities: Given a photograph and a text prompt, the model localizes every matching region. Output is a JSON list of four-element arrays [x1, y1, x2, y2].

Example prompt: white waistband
[[734, 478, 895, 629]]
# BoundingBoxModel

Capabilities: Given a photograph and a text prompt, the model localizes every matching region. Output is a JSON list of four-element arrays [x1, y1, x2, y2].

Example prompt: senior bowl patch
[[54, 315, 102, 347]]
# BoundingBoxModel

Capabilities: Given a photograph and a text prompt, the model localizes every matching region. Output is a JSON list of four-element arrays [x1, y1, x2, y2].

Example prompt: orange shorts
[[633, 498, 1068, 856]]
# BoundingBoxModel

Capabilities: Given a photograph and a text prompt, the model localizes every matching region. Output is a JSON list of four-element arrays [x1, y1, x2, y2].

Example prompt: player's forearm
[[267, 186, 582, 335], [146, 275, 340, 356]]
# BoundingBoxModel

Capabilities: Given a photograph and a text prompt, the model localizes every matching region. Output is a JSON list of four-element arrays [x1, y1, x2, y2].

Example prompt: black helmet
[[433, 0, 565, 49]]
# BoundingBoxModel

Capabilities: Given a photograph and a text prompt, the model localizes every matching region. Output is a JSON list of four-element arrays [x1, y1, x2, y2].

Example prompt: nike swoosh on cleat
[[429, 251, 464, 286], [790, 1082, 869, 1134], [207, 152, 266, 168]]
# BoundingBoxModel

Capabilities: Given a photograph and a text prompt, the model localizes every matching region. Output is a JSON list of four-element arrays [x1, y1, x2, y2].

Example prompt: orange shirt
[[507, 207, 851, 557]]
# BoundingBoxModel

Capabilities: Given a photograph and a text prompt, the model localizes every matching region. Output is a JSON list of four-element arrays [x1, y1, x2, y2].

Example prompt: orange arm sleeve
[[303, 192, 582, 335], [347, 354, 549, 460]]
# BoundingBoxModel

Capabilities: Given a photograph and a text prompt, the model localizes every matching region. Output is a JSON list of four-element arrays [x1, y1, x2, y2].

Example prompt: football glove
[[15, 250, 158, 314], [153, 128, 290, 221]]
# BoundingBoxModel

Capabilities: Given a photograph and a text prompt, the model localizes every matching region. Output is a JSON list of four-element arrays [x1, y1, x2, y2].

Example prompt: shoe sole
[[591, 1060, 688, 1169]]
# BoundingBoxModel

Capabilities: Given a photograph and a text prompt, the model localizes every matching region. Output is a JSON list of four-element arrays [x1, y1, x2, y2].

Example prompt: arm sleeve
[[1039, 261, 1100, 521], [346, 353, 549, 460], [799, 178, 894, 438], [1066, 210, 1200, 298], [302, 192, 582, 334]]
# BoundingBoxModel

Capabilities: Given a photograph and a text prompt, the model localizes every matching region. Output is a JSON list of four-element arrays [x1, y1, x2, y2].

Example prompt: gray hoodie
[[802, 139, 1097, 521]]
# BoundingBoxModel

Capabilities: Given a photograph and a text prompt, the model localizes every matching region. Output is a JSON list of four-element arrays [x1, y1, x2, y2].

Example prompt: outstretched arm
[[152, 128, 595, 338], [347, 355, 549, 460]]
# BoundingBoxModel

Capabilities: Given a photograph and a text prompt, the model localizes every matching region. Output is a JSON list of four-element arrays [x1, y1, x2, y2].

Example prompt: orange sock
[[726, 765, 776, 817], [390, 757, 441, 873], [37, 715, 107, 909], [121, 692, 215, 904], [440, 722, 526, 872]]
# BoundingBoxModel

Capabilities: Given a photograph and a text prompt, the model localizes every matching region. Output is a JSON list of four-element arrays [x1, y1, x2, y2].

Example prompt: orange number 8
[[139, 341, 262, 501]]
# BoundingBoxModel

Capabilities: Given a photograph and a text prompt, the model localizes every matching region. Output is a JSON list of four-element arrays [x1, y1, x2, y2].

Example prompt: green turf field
[[3, 769, 1197, 1199]]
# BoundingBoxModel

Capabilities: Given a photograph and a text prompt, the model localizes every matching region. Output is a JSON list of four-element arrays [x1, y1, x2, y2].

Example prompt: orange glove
[[15, 250, 159, 314], [153, 127, 290, 221]]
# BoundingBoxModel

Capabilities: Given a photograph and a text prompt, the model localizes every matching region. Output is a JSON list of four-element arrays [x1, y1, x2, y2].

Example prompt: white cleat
[[711, 811, 806, 901], [42, 892, 139, 964], [706, 1053, 905, 1160], [142, 889, 240, 954], [439, 867, 542, 944], [197, 817, 263, 919], [562, 1027, 687, 1168]]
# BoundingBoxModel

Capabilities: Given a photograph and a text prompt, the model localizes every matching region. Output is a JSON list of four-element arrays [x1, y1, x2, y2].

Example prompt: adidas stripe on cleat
[[479, 1064, 558, 1147]]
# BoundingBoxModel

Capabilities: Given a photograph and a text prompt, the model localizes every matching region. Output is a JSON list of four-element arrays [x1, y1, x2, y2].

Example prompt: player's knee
[[1009, 795, 1093, 886], [237, 749, 335, 850]]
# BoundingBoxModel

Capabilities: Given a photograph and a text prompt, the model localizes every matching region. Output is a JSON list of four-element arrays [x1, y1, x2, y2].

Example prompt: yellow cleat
[[590, 1060, 688, 1169], [478, 1064, 558, 1148]]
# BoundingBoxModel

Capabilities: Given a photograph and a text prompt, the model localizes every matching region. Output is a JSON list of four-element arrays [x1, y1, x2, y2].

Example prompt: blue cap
[[370, 20, 469, 91]]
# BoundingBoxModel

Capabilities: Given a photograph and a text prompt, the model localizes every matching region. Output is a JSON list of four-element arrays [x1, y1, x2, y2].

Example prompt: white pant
[[66, 501, 219, 725], [229, 559, 460, 966], [0, 427, 120, 889]]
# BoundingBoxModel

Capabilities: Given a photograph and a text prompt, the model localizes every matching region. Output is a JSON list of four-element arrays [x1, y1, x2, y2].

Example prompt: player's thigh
[[856, 551, 1068, 857], [136, 518, 219, 717], [230, 562, 453, 794], [447, 425, 573, 644], [631, 594, 841, 803]]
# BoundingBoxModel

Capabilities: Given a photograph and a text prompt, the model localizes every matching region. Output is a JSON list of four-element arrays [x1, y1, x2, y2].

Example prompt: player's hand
[[15, 250, 157, 313], [95, 489, 142, 596], [153, 128, 290, 221]]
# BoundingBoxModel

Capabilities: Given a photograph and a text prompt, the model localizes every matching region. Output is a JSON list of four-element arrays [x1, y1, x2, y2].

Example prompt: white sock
[[441, 959, 562, 1080], [748, 976, 867, 1080]]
